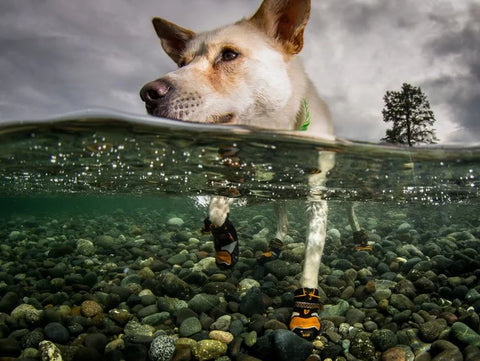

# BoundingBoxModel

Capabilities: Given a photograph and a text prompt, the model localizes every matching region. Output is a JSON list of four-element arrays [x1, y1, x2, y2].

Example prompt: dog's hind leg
[[203, 196, 239, 269], [290, 151, 335, 340]]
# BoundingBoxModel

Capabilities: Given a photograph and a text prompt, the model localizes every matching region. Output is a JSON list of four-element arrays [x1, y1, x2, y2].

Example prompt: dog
[[140, 0, 336, 340]]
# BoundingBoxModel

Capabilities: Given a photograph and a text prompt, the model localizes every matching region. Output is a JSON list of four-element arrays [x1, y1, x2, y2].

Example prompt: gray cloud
[[0, 0, 478, 143]]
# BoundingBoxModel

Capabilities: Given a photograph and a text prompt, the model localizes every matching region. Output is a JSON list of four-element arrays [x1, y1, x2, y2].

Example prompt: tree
[[382, 83, 438, 146]]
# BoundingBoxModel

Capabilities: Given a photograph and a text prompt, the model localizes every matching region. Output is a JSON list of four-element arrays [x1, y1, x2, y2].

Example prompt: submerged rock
[[148, 335, 175, 361]]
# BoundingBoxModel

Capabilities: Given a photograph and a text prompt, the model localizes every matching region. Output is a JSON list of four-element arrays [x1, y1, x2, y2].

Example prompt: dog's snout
[[140, 79, 172, 103]]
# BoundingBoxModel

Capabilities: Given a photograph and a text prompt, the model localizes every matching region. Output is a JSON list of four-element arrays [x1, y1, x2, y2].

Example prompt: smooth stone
[[0, 291, 19, 313], [210, 315, 232, 331], [371, 329, 398, 351], [451, 322, 480, 346], [390, 294, 415, 311], [11, 303, 42, 324], [0, 337, 21, 357], [252, 330, 313, 361], [124, 320, 154, 337], [381, 346, 414, 361], [81, 300, 103, 318], [418, 319, 447, 343], [209, 330, 234, 344], [137, 304, 159, 319], [239, 287, 265, 317], [188, 293, 220, 314], [141, 312, 171, 326], [39, 340, 63, 361], [167, 217, 184, 228], [464, 345, 480, 361], [76, 238, 96, 256], [346, 308, 366, 324], [192, 339, 228, 361], [179, 317, 202, 337], [84, 333, 108, 353], [44, 322, 70, 344], [319, 300, 349, 318], [148, 335, 175, 361], [431, 340, 463, 361]]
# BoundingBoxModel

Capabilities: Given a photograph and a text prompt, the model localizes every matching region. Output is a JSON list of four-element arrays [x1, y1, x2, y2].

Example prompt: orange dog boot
[[289, 287, 322, 340], [203, 216, 239, 270]]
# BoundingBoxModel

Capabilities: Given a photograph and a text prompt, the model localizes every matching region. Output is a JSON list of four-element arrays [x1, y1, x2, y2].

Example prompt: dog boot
[[289, 287, 322, 340], [202, 217, 239, 270], [257, 238, 285, 264]]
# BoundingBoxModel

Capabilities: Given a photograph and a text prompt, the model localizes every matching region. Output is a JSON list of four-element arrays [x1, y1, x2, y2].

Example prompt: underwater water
[[1, 111, 480, 361]]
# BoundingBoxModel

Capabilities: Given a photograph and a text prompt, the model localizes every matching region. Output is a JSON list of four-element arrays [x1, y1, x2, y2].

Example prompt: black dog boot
[[289, 287, 322, 340], [202, 217, 239, 270]]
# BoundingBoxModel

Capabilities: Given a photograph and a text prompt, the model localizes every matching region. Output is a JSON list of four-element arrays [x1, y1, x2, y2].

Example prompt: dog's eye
[[221, 49, 238, 62]]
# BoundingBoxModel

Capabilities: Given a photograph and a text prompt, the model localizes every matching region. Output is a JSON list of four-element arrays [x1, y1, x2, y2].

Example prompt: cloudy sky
[[0, 0, 478, 144]]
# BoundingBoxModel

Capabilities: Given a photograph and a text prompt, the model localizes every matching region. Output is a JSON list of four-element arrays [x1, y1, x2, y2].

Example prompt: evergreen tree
[[382, 83, 438, 146]]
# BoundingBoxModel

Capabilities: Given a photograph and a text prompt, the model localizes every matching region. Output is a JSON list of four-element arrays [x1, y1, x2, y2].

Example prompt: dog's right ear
[[249, 0, 311, 55], [152, 17, 195, 64]]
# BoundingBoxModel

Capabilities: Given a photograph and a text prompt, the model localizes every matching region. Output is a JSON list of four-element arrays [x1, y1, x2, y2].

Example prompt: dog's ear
[[249, 0, 311, 55], [152, 17, 195, 64]]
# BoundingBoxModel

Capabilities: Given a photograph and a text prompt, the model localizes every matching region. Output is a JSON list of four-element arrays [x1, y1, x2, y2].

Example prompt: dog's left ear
[[152, 17, 195, 64], [249, 0, 311, 55]]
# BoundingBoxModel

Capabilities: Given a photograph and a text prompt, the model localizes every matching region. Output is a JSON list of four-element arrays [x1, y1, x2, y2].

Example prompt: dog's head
[[140, 0, 311, 126]]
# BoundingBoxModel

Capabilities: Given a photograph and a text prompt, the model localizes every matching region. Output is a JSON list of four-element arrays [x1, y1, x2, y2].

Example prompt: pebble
[[149, 335, 175, 361], [44, 322, 70, 344], [39, 340, 63, 361], [11, 303, 42, 324], [192, 339, 228, 361], [209, 330, 234, 344], [81, 300, 103, 317], [451, 321, 480, 346], [179, 317, 203, 337]]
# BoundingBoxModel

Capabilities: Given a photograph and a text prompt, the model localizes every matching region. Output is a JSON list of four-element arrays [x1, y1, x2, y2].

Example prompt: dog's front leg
[[290, 151, 335, 340], [203, 196, 239, 269]]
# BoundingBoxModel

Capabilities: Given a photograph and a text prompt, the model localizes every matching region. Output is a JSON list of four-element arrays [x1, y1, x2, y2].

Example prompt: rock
[[167, 253, 188, 265], [44, 322, 70, 344], [238, 278, 261, 296], [346, 308, 366, 324], [137, 304, 159, 319], [252, 330, 313, 361], [124, 320, 154, 337], [464, 345, 480, 361], [109, 308, 132, 325], [156, 271, 193, 299], [76, 238, 96, 256], [84, 333, 108, 353], [371, 329, 398, 352], [179, 317, 202, 337], [210, 315, 232, 331], [349, 332, 376, 360], [11, 303, 42, 324], [390, 294, 415, 311], [209, 330, 234, 344], [418, 319, 447, 343], [431, 340, 463, 361], [381, 346, 414, 361], [192, 340, 228, 361], [264, 319, 288, 330], [188, 293, 220, 314], [318, 300, 349, 318], [451, 322, 480, 346], [148, 335, 175, 361], [21, 330, 44, 349], [0, 291, 20, 313], [264, 260, 291, 279], [0, 337, 21, 357], [167, 217, 184, 228], [239, 287, 265, 317], [39, 340, 63, 361], [142, 312, 171, 326], [81, 300, 103, 318]]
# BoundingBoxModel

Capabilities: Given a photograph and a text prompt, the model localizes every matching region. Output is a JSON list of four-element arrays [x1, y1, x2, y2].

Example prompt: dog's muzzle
[[139, 79, 173, 116]]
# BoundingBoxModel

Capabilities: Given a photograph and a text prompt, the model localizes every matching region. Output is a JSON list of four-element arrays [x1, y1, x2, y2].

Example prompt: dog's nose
[[140, 79, 172, 103]]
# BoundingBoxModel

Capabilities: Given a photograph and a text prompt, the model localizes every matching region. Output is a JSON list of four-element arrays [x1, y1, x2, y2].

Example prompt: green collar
[[299, 98, 311, 131]]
